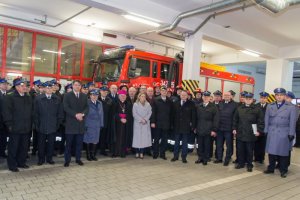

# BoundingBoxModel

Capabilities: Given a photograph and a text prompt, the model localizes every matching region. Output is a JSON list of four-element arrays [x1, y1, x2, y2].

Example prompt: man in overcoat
[[264, 88, 297, 178]]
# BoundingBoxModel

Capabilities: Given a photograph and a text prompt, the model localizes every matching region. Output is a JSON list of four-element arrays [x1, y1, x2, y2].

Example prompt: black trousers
[[0, 130, 8, 156], [38, 133, 55, 163], [254, 135, 266, 162], [268, 154, 289, 173], [216, 131, 233, 161], [7, 133, 30, 169], [237, 140, 254, 168], [99, 128, 108, 153], [31, 129, 38, 153], [209, 136, 217, 159], [197, 135, 211, 162], [152, 128, 168, 157]]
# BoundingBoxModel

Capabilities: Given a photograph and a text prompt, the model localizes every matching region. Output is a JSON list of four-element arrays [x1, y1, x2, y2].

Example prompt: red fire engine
[[92, 45, 255, 101]]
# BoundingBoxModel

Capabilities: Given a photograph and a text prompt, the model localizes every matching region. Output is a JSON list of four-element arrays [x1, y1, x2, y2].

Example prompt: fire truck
[[92, 45, 255, 101]]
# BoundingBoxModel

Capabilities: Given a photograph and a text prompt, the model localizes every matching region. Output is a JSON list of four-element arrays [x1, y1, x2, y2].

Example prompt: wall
[[220, 62, 266, 100]]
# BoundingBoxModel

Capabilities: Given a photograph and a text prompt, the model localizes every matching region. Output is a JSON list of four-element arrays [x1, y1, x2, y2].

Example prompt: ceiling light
[[123, 15, 160, 27], [7, 72, 22, 77], [43, 49, 65, 55], [11, 61, 29, 65], [27, 56, 41, 60], [240, 49, 261, 57], [72, 32, 103, 42], [128, 12, 161, 23]]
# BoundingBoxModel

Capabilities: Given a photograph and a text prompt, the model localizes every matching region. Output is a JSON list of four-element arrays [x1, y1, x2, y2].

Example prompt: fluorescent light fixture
[[123, 15, 160, 27], [43, 49, 65, 55], [7, 72, 22, 77], [27, 56, 41, 60], [72, 32, 103, 42], [128, 12, 161, 23], [240, 49, 261, 57], [11, 61, 29, 65]]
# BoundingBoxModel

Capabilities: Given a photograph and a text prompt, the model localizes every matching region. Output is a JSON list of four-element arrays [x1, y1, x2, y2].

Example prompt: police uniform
[[34, 82, 64, 165], [210, 90, 222, 159], [3, 78, 33, 172], [254, 92, 269, 163], [0, 78, 8, 158], [264, 88, 297, 178], [195, 91, 219, 165], [233, 92, 264, 172]]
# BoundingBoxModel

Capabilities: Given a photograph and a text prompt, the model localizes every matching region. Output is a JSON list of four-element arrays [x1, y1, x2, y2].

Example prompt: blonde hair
[[136, 93, 147, 104]]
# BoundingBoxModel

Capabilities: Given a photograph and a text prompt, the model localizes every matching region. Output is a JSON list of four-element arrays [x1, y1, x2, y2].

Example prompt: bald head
[[128, 87, 137, 98], [110, 84, 118, 95]]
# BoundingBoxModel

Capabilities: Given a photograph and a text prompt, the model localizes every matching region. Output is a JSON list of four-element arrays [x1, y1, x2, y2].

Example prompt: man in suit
[[34, 82, 64, 165], [264, 88, 297, 178], [3, 78, 33, 172], [108, 84, 118, 103], [171, 90, 196, 163], [0, 78, 8, 158], [254, 91, 269, 164], [99, 86, 114, 156], [151, 86, 173, 160], [63, 80, 89, 167]]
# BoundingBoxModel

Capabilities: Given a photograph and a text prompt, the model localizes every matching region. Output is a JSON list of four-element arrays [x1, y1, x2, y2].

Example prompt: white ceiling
[[1, 0, 300, 56]]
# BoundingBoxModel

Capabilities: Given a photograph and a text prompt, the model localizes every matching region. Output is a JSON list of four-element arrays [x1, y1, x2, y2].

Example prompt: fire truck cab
[[93, 45, 181, 88]]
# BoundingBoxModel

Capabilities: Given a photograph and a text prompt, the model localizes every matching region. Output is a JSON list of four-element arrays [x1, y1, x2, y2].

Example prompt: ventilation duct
[[254, 0, 300, 13]]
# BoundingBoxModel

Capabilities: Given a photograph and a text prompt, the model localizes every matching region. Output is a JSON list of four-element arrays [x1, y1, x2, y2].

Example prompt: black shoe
[[202, 161, 208, 165], [214, 160, 222, 164], [160, 156, 167, 160], [0, 153, 8, 158], [182, 158, 187, 163], [195, 159, 203, 164], [235, 165, 245, 169], [263, 170, 274, 174], [91, 155, 98, 161], [247, 167, 253, 172], [64, 162, 70, 167], [101, 152, 108, 156], [9, 168, 19, 172], [76, 160, 84, 166], [153, 155, 158, 159], [18, 164, 29, 169], [223, 160, 229, 166], [280, 172, 287, 178], [47, 160, 55, 165], [171, 157, 178, 162], [37, 161, 44, 166], [233, 159, 237, 163]]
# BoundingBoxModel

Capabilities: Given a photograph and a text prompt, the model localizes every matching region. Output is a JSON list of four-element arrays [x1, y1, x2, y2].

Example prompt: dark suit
[[99, 96, 114, 154], [152, 96, 173, 157], [196, 102, 219, 162], [34, 94, 64, 163], [108, 93, 118, 103], [63, 91, 89, 163], [172, 100, 196, 159], [3, 91, 33, 170], [0, 91, 8, 157]]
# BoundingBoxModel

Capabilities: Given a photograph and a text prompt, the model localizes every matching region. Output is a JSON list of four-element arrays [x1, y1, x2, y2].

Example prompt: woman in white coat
[[132, 93, 152, 159]]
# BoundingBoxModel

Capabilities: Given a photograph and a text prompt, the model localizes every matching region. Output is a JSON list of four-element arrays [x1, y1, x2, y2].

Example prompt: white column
[[182, 32, 203, 80], [264, 59, 294, 93]]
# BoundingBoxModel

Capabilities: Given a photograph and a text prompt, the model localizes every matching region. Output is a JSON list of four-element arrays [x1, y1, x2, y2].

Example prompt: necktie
[[181, 101, 185, 106], [47, 95, 51, 99], [76, 93, 79, 98]]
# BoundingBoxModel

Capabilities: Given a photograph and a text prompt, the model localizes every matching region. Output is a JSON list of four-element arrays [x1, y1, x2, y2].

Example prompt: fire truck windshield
[[96, 58, 124, 82]]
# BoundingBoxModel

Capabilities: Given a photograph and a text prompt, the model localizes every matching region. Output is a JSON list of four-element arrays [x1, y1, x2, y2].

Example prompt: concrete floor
[[0, 147, 300, 200]]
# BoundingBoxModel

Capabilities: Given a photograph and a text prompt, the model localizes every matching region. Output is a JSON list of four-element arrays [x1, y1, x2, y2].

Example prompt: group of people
[[0, 77, 299, 179]]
